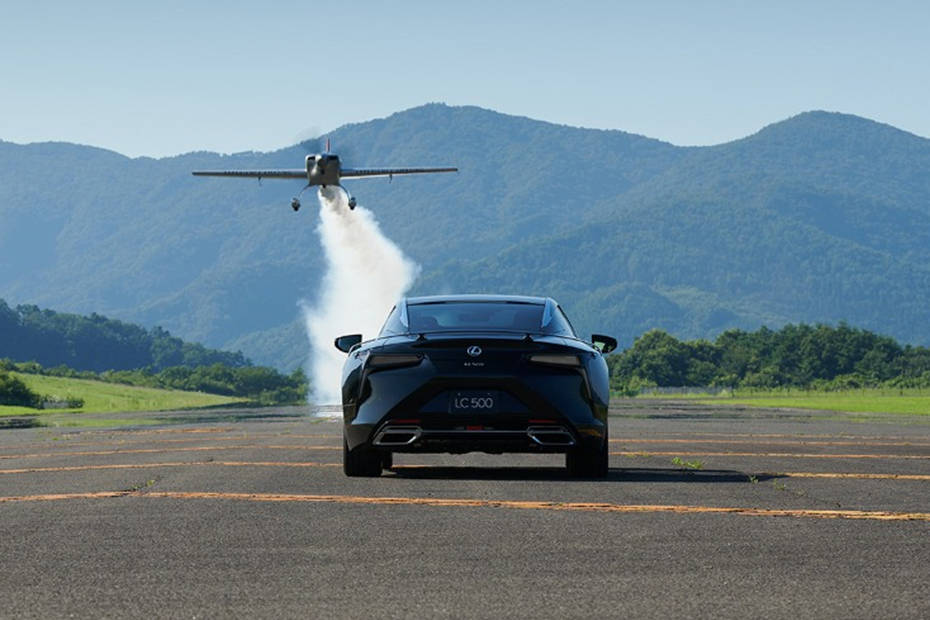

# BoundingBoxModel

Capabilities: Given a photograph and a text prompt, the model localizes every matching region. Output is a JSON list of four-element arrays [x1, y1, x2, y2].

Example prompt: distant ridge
[[2, 104, 929, 369]]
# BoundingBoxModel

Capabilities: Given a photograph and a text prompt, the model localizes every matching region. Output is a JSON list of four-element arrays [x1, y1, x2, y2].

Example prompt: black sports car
[[334, 295, 617, 477]]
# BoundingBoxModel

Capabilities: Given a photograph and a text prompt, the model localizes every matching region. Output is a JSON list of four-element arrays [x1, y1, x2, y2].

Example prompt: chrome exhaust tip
[[526, 426, 576, 447], [373, 425, 422, 447]]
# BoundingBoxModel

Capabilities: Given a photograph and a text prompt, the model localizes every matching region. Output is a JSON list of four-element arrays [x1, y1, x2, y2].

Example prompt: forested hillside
[[608, 324, 930, 393], [0, 299, 247, 372], [2, 104, 930, 369], [0, 301, 307, 407]]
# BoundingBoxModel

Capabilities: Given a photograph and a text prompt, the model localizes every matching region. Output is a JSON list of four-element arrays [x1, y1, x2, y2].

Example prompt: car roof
[[405, 294, 551, 305]]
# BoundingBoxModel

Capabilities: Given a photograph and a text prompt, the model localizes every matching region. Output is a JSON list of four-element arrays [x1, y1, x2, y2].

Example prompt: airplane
[[192, 140, 457, 211]]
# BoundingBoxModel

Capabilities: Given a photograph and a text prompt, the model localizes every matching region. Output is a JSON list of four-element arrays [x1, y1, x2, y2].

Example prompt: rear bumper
[[345, 418, 606, 455]]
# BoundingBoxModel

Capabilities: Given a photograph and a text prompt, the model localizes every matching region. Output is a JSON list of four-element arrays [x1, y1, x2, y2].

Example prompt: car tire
[[344, 438, 382, 477], [380, 452, 393, 471], [566, 431, 608, 478]]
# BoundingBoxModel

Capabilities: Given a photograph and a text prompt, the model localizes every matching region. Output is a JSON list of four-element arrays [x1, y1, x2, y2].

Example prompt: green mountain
[[2, 105, 929, 369]]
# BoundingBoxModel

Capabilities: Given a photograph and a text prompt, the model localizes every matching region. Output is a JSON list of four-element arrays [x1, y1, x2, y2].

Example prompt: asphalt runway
[[1, 401, 929, 618]]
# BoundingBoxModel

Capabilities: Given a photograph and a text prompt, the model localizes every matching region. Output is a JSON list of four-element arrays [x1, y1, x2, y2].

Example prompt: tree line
[[0, 299, 248, 373], [607, 323, 930, 395], [0, 359, 308, 408], [0, 300, 310, 409]]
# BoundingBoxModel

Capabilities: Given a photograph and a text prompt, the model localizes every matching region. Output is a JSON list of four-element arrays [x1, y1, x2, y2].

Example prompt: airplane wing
[[191, 170, 306, 179], [340, 167, 458, 179]]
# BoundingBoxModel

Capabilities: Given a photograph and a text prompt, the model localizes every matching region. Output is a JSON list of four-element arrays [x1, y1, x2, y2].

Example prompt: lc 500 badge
[[450, 391, 498, 413]]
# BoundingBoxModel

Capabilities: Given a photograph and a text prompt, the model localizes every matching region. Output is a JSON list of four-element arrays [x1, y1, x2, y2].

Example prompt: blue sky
[[2, 0, 927, 157]]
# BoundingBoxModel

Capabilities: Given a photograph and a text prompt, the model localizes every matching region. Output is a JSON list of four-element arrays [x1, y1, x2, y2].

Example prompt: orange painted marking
[[612, 451, 930, 460], [0, 445, 339, 460], [0, 461, 340, 474], [7, 433, 339, 452], [2, 462, 926, 481], [1, 490, 927, 521], [88, 427, 236, 435], [121, 427, 235, 434], [613, 438, 930, 448], [0, 491, 133, 502], [778, 472, 930, 481], [23, 436, 251, 450], [622, 432, 927, 441]]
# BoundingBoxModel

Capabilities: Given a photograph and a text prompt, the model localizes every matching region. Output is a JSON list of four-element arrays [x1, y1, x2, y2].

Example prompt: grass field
[[684, 388, 930, 415], [0, 372, 246, 416]]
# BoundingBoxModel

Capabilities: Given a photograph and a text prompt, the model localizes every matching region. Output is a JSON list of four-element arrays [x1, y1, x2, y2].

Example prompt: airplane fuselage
[[307, 154, 342, 187]]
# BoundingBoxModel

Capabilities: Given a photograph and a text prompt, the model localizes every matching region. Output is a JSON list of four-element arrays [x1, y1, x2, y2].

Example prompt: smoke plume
[[301, 187, 419, 404]]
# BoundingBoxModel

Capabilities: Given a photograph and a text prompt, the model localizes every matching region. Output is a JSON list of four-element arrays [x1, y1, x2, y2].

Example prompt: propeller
[[296, 132, 357, 162]]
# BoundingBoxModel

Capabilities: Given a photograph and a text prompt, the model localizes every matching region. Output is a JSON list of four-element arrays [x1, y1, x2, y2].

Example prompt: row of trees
[[0, 300, 249, 373], [0, 301, 310, 408], [1, 360, 308, 407], [100, 364, 308, 405], [607, 323, 930, 394]]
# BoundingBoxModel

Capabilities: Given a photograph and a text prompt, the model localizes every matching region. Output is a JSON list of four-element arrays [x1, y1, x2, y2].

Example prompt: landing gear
[[291, 183, 312, 212], [290, 183, 356, 211], [339, 184, 357, 210]]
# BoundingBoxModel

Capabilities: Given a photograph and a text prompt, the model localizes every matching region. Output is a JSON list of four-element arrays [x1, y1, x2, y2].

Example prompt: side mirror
[[591, 334, 617, 354], [334, 334, 362, 353]]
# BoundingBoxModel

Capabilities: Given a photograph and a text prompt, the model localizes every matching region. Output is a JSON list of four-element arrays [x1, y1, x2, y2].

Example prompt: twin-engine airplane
[[192, 140, 457, 211]]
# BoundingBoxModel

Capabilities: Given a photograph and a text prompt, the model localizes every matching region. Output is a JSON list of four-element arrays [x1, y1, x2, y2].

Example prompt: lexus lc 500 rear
[[334, 295, 616, 477]]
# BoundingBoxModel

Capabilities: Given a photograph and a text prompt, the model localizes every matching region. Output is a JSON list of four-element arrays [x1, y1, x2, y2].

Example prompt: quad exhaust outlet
[[372, 424, 577, 448], [526, 426, 576, 447], [373, 426, 422, 446]]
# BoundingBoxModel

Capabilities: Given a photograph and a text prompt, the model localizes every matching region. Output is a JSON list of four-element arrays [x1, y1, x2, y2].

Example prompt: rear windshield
[[408, 302, 544, 333]]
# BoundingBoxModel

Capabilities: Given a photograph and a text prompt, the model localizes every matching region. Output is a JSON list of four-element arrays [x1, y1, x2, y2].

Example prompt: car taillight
[[528, 354, 581, 367], [367, 354, 422, 369]]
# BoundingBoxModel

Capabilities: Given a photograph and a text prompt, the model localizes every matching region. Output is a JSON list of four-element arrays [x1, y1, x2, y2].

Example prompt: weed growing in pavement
[[671, 456, 704, 470], [125, 478, 160, 492]]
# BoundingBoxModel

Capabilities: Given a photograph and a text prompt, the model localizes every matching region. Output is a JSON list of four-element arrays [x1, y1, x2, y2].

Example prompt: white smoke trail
[[301, 187, 419, 405]]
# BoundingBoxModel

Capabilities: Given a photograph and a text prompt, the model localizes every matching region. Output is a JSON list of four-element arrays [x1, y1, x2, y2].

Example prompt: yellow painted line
[[613, 451, 930, 460], [778, 472, 930, 481], [0, 491, 135, 502], [86, 427, 237, 435], [24, 436, 252, 449], [1, 490, 927, 521], [8, 434, 339, 451], [386, 465, 930, 481], [0, 461, 341, 474], [0, 445, 339, 460], [622, 432, 927, 441], [3, 462, 925, 481], [614, 438, 930, 448]]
